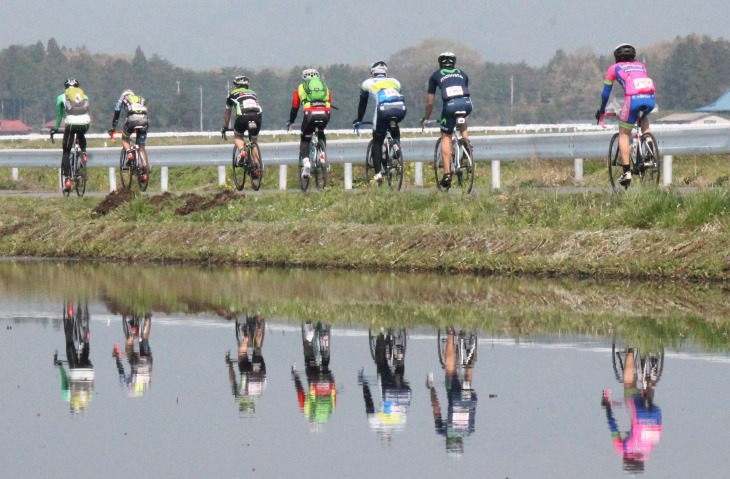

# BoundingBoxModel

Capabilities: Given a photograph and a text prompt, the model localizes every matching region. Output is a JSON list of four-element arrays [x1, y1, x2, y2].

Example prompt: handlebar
[[353, 121, 373, 137], [221, 128, 234, 141], [49, 129, 58, 144], [421, 119, 438, 133], [598, 112, 616, 129]]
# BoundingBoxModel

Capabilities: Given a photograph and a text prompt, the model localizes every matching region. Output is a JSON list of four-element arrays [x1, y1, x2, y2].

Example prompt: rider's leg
[[440, 131, 453, 173], [61, 128, 73, 179], [372, 131, 386, 176], [618, 126, 632, 168]]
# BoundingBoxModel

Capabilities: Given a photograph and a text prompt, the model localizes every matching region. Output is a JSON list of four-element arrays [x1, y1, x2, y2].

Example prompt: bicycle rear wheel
[[231, 145, 246, 191], [388, 138, 404, 191], [119, 149, 133, 189], [639, 133, 661, 186], [364, 140, 374, 187], [249, 143, 263, 191], [136, 150, 149, 192], [75, 154, 87, 197], [607, 133, 624, 193], [455, 138, 474, 194], [313, 141, 328, 190]]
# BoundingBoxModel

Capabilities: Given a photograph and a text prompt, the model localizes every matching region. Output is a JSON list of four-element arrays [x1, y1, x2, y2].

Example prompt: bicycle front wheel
[[75, 155, 87, 197], [119, 149, 133, 189], [313, 141, 328, 190], [232, 145, 246, 191], [388, 138, 404, 191], [249, 143, 263, 191], [607, 133, 624, 193], [364, 140, 374, 187], [456, 138, 474, 194]]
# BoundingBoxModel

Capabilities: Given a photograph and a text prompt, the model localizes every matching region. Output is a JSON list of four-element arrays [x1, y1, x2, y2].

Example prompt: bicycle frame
[[356, 119, 404, 190], [300, 120, 328, 191], [429, 113, 475, 193], [602, 110, 661, 192], [223, 128, 263, 191], [51, 129, 88, 197]]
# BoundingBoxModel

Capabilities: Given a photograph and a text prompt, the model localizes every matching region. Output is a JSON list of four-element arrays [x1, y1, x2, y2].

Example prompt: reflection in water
[[53, 301, 94, 416], [292, 321, 336, 431], [225, 315, 267, 418], [359, 328, 412, 445], [602, 340, 665, 473], [428, 327, 479, 456], [113, 313, 153, 398]]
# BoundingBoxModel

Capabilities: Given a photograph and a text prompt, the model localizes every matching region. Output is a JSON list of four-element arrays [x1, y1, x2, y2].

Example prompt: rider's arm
[[598, 81, 613, 114], [288, 87, 301, 124], [356, 89, 368, 123], [424, 93, 435, 120], [223, 107, 232, 129], [54, 94, 65, 130]]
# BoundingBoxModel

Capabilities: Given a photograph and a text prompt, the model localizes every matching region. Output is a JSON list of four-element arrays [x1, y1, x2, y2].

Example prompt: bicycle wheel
[[607, 133, 624, 193], [231, 145, 246, 191], [136, 149, 149, 192], [463, 330, 478, 367], [75, 153, 87, 197], [437, 328, 449, 368], [364, 140, 374, 187], [249, 143, 263, 191], [63, 152, 76, 197], [456, 138, 474, 194], [368, 329, 378, 362], [393, 328, 407, 366], [388, 138, 404, 191], [433, 138, 446, 191], [639, 133, 661, 186], [119, 149, 133, 189], [313, 141, 328, 190]]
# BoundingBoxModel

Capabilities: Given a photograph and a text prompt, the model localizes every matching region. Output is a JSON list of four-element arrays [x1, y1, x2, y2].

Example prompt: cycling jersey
[[427, 68, 470, 101], [113, 93, 149, 143], [599, 62, 656, 127], [55, 92, 90, 129], [357, 76, 407, 133], [290, 83, 332, 116], [226, 87, 263, 116]]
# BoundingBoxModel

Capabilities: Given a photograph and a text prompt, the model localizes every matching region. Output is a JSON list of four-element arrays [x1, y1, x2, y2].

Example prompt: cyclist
[[54, 301, 94, 415], [225, 315, 267, 417], [596, 43, 657, 187], [287, 68, 332, 180], [54, 78, 90, 193], [113, 313, 153, 398], [353, 61, 407, 184], [426, 327, 478, 456], [291, 321, 336, 430], [601, 347, 662, 473], [221, 75, 263, 177], [421, 52, 473, 188], [108, 88, 150, 181]]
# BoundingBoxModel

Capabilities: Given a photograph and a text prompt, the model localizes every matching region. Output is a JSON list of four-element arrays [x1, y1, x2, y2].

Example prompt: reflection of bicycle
[[356, 120, 404, 190], [612, 338, 664, 390], [426, 113, 475, 193], [369, 328, 407, 369], [302, 321, 331, 366], [300, 119, 329, 191], [50, 129, 88, 197], [223, 128, 263, 191], [54, 301, 94, 415], [602, 110, 661, 193], [438, 328, 478, 369], [234, 315, 265, 350]]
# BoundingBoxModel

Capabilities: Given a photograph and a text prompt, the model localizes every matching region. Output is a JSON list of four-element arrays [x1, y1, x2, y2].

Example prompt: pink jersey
[[604, 62, 656, 96]]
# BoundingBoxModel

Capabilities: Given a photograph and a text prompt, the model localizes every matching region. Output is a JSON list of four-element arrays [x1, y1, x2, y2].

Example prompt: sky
[[2, 0, 728, 71]]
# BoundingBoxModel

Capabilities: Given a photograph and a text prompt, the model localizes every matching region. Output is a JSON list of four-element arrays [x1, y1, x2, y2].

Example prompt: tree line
[[0, 35, 728, 132]]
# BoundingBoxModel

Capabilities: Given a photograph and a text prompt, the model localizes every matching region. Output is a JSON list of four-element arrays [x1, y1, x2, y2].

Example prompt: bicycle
[[355, 120, 404, 190], [301, 321, 331, 367], [437, 328, 478, 370], [426, 113, 475, 193], [234, 315, 265, 351], [611, 338, 664, 392], [601, 110, 661, 193], [110, 130, 149, 192], [369, 328, 407, 369], [222, 128, 263, 191], [299, 119, 328, 191], [50, 129, 88, 197]]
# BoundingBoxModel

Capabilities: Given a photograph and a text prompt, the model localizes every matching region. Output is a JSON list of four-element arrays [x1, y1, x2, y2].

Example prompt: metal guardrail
[[1, 124, 729, 190]]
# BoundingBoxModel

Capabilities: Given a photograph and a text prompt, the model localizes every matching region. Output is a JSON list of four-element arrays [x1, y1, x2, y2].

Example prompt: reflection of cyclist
[[54, 78, 90, 193], [221, 75, 263, 176], [108, 88, 150, 181], [353, 61, 407, 185], [225, 315, 267, 417], [358, 330, 412, 444], [287, 68, 332, 180], [427, 327, 478, 456], [291, 321, 336, 430], [601, 348, 662, 473], [422, 52, 472, 188], [113, 313, 153, 397], [54, 301, 94, 415]]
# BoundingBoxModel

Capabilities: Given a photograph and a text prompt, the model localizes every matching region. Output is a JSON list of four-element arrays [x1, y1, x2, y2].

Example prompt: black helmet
[[64, 78, 79, 88], [438, 52, 456, 69], [370, 60, 387, 75], [613, 43, 636, 62], [233, 75, 249, 88]]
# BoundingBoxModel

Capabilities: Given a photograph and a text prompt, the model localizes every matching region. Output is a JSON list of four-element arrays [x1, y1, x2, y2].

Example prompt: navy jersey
[[427, 69, 470, 101]]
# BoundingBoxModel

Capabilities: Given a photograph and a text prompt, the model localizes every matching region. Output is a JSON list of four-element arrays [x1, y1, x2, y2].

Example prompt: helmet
[[613, 43, 636, 62], [302, 68, 319, 80], [64, 78, 79, 88], [370, 60, 387, 76], [233, 75, 249, 88], [122, 89, 134, 97], [438, 52, 457, 69]]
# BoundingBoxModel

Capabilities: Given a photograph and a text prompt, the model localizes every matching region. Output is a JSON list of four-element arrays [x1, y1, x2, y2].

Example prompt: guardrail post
[[109, 167, 116, 191], [491, 160, 501, 190], [574, 158, 583, 182], [344, 163, 352, 190], [218, 166, 226, 187], [161, 166, 169, 192], [11, 168, 18, 181], [279, 165, 287, 190], [415, 161, 423, 186], [58, 168, 63, 190], [663, 155, 672, 187]]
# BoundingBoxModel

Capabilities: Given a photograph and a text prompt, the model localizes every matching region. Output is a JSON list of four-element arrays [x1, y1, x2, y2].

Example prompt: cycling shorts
[[440, 96, 472, 134], [122, 116, 149, 144], [301, 110, 330, 135], [618, 94, 655, 129], [374, 101, 406, 135], [234, 111, 262, 137]]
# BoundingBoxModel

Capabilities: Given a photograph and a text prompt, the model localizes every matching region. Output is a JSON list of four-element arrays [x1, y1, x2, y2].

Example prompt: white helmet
[[302, 68, 320, 80], [370, 60, 387, 76]]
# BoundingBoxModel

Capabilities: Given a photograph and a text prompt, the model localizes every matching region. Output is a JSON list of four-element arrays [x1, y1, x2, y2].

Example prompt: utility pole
[[510, 75, 514, 125], [176, 81, 180, 95], [199, 86, 203, 131]]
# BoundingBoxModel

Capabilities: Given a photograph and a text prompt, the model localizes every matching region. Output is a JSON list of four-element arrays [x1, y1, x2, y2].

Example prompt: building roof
[[697, 89, 730, 112], [0, 119, 33, 134], [656, 112, 730, 124]]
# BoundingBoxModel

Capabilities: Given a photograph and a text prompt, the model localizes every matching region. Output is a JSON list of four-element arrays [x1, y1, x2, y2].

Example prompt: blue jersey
[[427, 68, 470, 101]]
